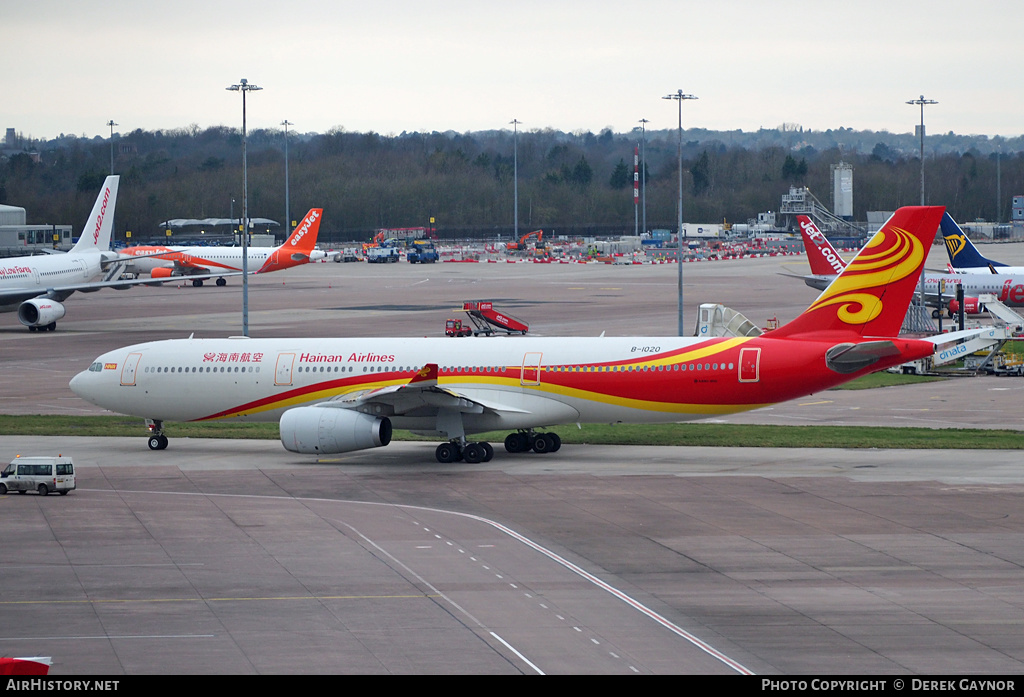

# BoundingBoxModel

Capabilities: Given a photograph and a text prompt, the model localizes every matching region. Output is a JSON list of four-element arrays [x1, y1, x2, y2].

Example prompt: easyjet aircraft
[[120, 208, 324, 286], [72, 206, 945, 462], [796, 214, 1024, 313]]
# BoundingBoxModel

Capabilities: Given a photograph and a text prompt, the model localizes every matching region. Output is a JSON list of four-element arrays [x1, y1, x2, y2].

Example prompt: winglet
[[797, 215, 847, 275], [409, 363, 439, 387], [773, 206, 945, 339], [71, 175, 119, 254]]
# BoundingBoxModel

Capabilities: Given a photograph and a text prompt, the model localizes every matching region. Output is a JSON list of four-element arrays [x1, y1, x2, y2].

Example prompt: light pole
[[906, 95, 937, 206], [663, 90, 697, 336], [226, 78, 262, 337], [106, 120, 118, 175], [638, 118, 649, 236], [281, 120, 292, 236], [907, 94, 937, 321], [510, 119, 520, 241]]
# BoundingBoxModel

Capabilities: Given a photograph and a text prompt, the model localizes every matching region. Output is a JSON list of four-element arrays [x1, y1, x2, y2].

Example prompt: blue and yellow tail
[[942, 212, 1005, 271]]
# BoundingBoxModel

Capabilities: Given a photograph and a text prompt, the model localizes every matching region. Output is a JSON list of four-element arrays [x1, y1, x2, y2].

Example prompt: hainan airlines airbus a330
[[120, 208, 324, 286], [72, 206, 946, 462]]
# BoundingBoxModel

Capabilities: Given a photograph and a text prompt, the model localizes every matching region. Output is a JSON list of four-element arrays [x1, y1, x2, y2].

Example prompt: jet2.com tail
[[772, 206, 945, 340], [70, 175, 119, 254]]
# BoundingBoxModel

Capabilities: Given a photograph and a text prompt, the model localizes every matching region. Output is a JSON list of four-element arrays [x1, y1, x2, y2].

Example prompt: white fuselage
[[0, 251, 104, 312], [125, 246, 277, 274], [71, 333, 807, 434]]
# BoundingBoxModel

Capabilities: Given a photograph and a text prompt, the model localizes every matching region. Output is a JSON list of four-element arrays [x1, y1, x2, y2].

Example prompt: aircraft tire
[[435, 442, 459, 463], [545, 433, 561, 452], [463, 443, 485, 464], [192, 279, 204, 287], [481, 442, 494, 462], [47, 323, 56, 331], [532, 434, 552, 454], [148, 435, 168, 451], [216, 278, 227, 287], [504, 433, 527, 453]]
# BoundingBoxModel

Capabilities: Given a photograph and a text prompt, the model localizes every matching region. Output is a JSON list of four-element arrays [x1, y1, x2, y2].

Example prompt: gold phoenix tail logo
[[805, 226, 923, 325]]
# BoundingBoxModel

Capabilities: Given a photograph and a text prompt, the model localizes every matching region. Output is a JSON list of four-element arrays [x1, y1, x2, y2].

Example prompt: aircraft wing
[[0, 270, 245, 305], [321, 364, 529, 417]]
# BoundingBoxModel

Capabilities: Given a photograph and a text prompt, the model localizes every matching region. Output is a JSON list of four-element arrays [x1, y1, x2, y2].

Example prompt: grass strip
[[1, 415, 1020, 449]]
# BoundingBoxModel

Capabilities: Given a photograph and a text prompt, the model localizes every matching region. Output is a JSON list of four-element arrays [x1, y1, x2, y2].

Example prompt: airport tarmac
[[2, 246, 1024, 674]]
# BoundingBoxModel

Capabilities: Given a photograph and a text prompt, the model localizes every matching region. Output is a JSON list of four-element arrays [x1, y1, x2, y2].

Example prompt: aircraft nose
[[69, 369, 92, 398]]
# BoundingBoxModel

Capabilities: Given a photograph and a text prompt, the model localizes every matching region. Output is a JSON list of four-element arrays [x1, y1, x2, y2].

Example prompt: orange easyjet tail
[[773, 206, 944, 339], [257, 208, 323, 273]]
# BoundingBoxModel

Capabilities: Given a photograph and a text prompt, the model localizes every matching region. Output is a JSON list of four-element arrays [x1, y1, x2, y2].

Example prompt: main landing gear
[[146, 419, 168, 450], [504, 430, 561, 454], [190, 278, 228, 287], [435, 440, 494, 464], [433, 430, 562, 463]]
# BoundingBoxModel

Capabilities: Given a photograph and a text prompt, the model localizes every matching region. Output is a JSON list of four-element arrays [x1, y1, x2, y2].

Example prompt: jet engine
[[18, 298, 66, 328], [279, 407, 392, 454], [947, 297, 980, 316], [149, 267, 179, 279]]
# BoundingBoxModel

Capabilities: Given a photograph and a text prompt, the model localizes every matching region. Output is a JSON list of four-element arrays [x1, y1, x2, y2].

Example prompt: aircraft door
[[739, 347, 760, 383], [521, 352, 542, 386], [120, 353, 142, 386], [275, 353, 296, 386]]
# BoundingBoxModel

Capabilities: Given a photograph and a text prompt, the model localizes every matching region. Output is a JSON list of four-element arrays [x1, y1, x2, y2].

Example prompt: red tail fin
[[773, 207, 944, 339], [797, 215, 848, 276]]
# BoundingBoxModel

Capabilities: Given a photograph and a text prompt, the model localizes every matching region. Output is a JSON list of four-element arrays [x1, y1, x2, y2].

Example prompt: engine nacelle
[[18, 298, 67, 328], [279, 407, 392, 454], [149, 267, 178, 279], [948, 297, 981, 316]]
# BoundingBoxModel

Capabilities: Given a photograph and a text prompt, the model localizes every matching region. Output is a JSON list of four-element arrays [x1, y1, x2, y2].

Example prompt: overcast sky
[[7, 0, 1023, 141]]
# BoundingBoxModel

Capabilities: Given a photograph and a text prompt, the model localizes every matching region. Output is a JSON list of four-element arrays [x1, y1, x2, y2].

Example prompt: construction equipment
[[506, 230, 543, 251], [407, 239, 439, 263]]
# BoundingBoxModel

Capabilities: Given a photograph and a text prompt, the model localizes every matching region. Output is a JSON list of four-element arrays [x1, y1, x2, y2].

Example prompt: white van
[[0, 456, 76, 496]]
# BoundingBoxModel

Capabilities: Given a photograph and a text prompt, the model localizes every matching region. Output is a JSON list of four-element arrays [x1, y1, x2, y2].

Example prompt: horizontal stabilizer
[[825, 340, 902, 374]]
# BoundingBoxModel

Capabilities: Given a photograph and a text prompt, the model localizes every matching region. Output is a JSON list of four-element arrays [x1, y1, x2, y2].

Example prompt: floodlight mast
[[226, 78, 262, 337], [663, 90, 697, 336], [906, 94, 937, 318]]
